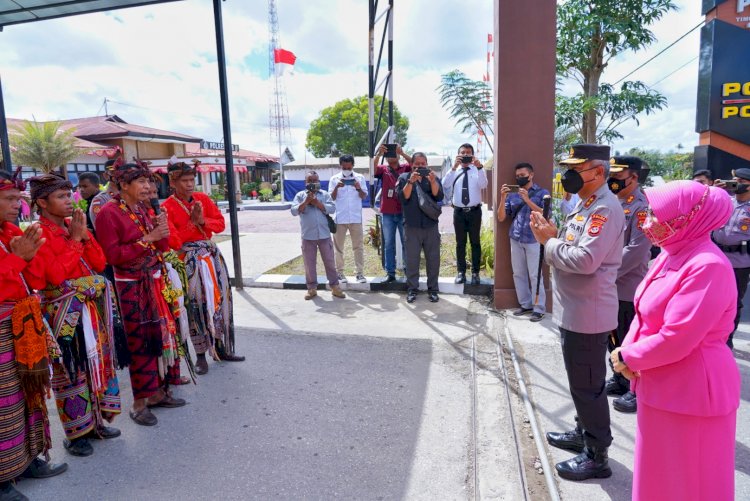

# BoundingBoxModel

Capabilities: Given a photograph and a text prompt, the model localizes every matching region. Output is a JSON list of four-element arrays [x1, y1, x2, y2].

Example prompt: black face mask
[[516, 176, 530, 187], [736, 183, 750, 195], [561, 166, 598, 194], [607, 176, 630, 194]]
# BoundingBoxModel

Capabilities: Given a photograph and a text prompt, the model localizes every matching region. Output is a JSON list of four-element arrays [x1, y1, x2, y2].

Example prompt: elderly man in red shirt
[[162, 160, 244, 375]]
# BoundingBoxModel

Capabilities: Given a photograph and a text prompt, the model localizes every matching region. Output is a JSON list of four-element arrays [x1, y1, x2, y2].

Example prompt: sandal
[[169, 376, 192, 385], [129, 408, 158, 426], [147, 395, 187, 409]]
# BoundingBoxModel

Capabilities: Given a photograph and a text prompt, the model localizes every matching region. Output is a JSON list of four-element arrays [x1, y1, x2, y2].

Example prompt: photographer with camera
[[712, 168, 750, 349], [442, 144, 488, 285], [374, 143, 412, 282], [497, 162, 549, 322], [397, 153, 444, 303], [291, 171, 345, 300], [329, 155, 368, 284]]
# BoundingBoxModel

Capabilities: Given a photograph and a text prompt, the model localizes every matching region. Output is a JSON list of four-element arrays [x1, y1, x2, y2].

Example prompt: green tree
[[556, 0, 676, 143], [11, 120, 79, 175], [437, 70, 494, 153], [624, 147, 693, 181], [305, 95, 409, 157]]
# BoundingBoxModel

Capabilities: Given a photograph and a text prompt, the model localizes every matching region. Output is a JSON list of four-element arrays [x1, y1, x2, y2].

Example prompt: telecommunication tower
[[268, 0, 291, 156]]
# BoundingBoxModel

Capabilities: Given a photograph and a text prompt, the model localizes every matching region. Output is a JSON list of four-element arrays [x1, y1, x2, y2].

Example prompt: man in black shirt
[[397, 152, 444, 303]]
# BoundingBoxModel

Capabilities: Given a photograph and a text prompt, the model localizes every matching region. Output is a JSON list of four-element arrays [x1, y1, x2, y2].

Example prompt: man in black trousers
[[442, 143, 488, 285]]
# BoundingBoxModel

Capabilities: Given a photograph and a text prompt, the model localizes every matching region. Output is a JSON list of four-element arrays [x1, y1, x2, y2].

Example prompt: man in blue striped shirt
[[497, 162, 550, 321]]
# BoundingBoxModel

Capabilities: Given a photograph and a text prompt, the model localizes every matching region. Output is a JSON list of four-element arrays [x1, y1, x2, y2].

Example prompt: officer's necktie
[[461, 169, 470, 206]]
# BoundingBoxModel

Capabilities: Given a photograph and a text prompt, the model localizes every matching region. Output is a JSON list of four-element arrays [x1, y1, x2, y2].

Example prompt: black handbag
[[414, 182, 442, 221], [325, 214, 337, 234]]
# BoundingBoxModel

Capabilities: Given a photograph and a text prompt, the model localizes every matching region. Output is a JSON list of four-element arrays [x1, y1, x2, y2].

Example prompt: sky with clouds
[[1, 0, 703, 161]]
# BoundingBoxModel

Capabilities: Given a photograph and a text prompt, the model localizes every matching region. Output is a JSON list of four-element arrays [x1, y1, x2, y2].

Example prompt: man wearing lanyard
[[442, 143, 487, 285], [374, 144, 412, 282], [713, 168, 750, 349]]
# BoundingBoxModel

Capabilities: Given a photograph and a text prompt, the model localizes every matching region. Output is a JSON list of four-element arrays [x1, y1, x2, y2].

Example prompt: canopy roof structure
[[0, 0, 183, 29], [0, 0, 246, 286]]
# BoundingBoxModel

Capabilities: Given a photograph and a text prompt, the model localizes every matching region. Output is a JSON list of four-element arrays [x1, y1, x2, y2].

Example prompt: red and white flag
[[274, 48, 297, 75]]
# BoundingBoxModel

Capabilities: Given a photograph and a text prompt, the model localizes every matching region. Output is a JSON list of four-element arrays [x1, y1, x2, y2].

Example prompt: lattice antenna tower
[[268, 0, 291, 149]]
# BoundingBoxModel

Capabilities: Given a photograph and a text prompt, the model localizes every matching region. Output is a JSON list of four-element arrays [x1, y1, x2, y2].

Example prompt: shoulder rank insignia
[[584, 195, 597, 209], [624, 208, 631, 215], [626, 195, 634, 204]]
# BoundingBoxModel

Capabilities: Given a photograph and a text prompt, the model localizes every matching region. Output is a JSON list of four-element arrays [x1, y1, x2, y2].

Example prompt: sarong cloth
[[39, 276, 121, 439], [0, 305, 49, 482]]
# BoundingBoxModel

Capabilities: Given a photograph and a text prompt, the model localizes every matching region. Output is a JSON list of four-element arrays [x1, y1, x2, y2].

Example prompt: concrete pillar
[[493, 0, 556, 310]]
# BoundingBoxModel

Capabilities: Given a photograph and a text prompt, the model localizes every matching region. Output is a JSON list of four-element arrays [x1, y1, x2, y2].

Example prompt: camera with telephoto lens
[[417, 167, 431, 178], [306, 182, 320, 192], [461, 155, 474, 164]]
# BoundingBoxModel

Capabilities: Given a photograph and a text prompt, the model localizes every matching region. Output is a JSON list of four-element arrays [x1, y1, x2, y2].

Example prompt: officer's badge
[[584, 195, 597, 209], [588, 213, 608, 237], [636, 211, 647, 230], [92, 204, 101, 215], [624, 209, 631, 215], [609, 158, 616, 165], [610, 181, 621, 192], [742, 225, 748, 232], [566, 233, 575, 241], [626, 195, 634, 204], [575, 215, 584, 222]]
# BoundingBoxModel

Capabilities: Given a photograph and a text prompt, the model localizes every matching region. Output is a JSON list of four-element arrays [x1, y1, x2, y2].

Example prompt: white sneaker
[[356, 274, 367, 283], [337, 272, 348, 283]]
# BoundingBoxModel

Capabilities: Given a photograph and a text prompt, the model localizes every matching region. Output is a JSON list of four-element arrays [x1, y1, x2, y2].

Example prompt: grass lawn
[[267, 223, 493, 279]]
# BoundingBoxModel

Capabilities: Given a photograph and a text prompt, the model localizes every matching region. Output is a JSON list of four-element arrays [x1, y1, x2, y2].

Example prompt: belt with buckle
[[458, 205, 481, 212]]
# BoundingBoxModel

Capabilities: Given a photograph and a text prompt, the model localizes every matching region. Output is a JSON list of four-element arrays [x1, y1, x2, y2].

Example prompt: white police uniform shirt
[[545, 183, 625, 333], [329, 172, 366, 225], [442, 165, 488, 208]]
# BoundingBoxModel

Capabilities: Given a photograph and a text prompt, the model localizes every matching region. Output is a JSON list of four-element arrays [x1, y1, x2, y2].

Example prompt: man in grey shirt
[[291, 171, 345, 300], [530, 144, 625, 482]]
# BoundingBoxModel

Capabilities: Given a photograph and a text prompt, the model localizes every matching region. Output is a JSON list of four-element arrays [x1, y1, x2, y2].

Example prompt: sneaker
[[356, 274, 367, 283], [331, 286, 346, 298], [337, 273, 348, 283], [512, 307, 533, 316], [529, 312, 544, 322], [305, 289, 317, 300], [454, 273, 466, 284], [406, 290, 417, 303]]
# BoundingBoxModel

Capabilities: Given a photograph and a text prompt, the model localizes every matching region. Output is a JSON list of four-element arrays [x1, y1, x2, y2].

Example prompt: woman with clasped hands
[[611, 180, 740, 501]]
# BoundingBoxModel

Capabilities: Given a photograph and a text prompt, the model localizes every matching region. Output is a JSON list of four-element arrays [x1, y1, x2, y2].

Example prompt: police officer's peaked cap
[[733, 168, 750, 181], [559, 144, 611, 165], [609, 156, 643, 173]]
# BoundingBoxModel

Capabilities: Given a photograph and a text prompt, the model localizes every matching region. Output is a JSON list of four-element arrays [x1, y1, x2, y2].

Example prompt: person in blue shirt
[[497, 162, 550, 321]]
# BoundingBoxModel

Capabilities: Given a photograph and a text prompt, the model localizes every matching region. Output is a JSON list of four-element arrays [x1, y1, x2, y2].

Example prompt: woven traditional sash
[[11, 295, 51, 404]]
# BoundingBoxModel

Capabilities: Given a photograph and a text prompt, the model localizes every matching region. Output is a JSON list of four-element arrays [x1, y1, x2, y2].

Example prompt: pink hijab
[[644, 180, 732, 255]]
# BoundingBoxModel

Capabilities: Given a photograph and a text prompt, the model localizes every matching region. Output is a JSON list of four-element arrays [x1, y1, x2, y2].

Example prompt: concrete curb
[[231, 274, 494, 296]]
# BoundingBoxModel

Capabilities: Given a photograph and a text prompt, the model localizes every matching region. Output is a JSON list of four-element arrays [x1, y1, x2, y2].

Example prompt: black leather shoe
[[546, 427, 584, 453], [605, 375, 629, 396], [512, 308, 533, 317], [20, 458, 68, 479], [454, 273, 466, 284], [383, 274, 396, 283], [470, 273, 480, 285], [555, 447, 612, 481], [90, 426, 121, 440], [195, 354, 208, 375], [406, 290, 417, 303], [613, 391, 637, 413], [428, 292, 439, 303], [63, 437, 93, 457], [0, 481, 28, 501], [219, 352, 245, 362]]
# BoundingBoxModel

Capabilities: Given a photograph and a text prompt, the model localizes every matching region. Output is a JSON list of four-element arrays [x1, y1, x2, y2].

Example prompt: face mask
[[642, 186, 710, 246], [342, 169, 353, 177], [561, 165, 598, 194], [607, 176, 630, 194], [736, 183, 749, 195], [515, 176, 530, 186]]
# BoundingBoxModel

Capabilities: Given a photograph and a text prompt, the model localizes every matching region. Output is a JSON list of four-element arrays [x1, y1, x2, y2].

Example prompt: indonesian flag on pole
[[274, 48, 297, 75]]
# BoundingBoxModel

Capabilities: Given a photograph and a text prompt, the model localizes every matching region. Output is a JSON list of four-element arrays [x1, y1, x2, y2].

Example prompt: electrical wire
[[649, 55, 699, 87]]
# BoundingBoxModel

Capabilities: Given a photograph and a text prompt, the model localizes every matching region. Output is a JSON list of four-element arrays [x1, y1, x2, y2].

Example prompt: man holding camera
[[374, 143, 412, 282], [329, 155, 368, 284], [397, 153, 444, 303], [712, 168, 750, 349], [291, 171, 345, 300], [442, 144, 488, 285], [497, 162, 549, 322]]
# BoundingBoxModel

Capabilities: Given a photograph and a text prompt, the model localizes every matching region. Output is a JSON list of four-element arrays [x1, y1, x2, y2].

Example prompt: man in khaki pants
[[330, 154, 368, 283]]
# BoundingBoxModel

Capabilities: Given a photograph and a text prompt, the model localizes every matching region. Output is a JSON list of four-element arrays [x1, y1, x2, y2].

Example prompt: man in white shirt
[[330, 154, 368, 283], [442, 143, 488, 285]]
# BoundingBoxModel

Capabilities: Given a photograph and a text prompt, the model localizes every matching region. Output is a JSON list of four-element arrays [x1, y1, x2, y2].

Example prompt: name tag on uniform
[[388, 189, 394, 198]]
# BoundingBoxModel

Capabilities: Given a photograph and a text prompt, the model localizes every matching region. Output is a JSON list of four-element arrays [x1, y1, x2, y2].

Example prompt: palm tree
[[11, 120, 79, 176]]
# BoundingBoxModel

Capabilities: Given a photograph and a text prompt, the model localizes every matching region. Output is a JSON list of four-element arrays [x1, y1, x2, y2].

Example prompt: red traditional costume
[[25, 215, 122, 441], [163, 190, 238, 359], [0, 222, 52, 482]]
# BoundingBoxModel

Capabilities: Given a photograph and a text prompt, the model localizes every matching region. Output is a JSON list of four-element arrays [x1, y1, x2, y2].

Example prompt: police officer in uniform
[[712, 168, 750, 349], [605, 156, 651, 414], [530, 144, 625, 481]]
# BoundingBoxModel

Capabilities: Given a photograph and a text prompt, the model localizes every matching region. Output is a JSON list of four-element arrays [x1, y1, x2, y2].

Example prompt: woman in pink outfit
[[612, 180, 740, 501]]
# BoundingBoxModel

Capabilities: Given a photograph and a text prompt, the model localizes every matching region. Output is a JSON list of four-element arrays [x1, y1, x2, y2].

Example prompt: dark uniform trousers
[[560, 328, 613, 449], [405, 225, 441, 292], [453, 206, 482, 274], [731, 267, 750, 348], [608, 300, 636, 386]]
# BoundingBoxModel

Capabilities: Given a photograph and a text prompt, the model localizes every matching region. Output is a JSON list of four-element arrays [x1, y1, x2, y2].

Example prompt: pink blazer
[[621, 237, 740, 417]]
